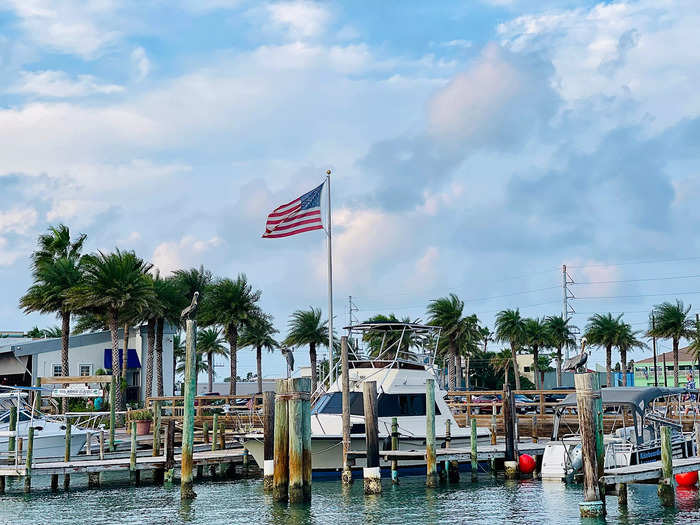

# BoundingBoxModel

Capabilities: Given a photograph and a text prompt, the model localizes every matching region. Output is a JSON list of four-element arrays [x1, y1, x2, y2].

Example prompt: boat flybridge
[[244, 321, 490, 478], [541, 387, 697, 481], [0, 386, 87, 461]]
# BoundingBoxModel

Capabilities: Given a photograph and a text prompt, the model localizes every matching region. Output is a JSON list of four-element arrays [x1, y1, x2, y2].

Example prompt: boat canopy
[[558, 387, 685, 416]]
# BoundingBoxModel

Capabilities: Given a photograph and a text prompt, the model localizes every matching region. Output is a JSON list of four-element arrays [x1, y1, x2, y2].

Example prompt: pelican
[[563, 337, 589, 373], [180, 291, 199, 321]]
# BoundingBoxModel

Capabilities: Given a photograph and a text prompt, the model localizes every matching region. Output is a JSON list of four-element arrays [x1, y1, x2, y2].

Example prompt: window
[[312, 392, 364, 416], [524, 366, 532, 373], [377, 394, 441, 417], [79, 364, 92, 377], [52, 364, 62, 377]]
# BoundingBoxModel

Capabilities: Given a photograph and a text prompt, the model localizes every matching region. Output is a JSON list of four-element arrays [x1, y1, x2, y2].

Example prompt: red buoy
[[519, 454, 536, 474], [675, 471, 698, 487]]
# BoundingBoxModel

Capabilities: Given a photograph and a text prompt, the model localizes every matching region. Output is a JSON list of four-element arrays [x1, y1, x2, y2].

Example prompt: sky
[[1, 0, 700, 381]]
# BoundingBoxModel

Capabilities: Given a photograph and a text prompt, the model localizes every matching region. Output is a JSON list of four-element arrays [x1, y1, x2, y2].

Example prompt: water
[[1, 473, 699, 524]]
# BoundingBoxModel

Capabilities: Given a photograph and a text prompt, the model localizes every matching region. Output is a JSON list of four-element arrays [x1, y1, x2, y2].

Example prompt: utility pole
[[652, 314, 658, 387], [562, 264, 576, 359]]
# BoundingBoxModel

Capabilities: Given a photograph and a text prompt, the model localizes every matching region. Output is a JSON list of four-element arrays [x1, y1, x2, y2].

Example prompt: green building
[[634, 346, 698, 387]]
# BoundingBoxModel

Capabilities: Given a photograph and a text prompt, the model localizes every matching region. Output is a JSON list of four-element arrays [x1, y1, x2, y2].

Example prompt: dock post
[[302, 381, 312, 502], [88, 472, 101, 488], [574, 372, 605, 518], [341, 336, 353, 485], [211, 413, 219, 452], [165, 419, 175, 483], [425, 378, 438, 488], [203, 421, 209, 445], [447, 419, 459, 482], [363, 380, 381, 495], [0, 475, 4, 494], [153, 401, 164, 484], [109, 373, 116, 452], [8, 406, 17, 455], [391, 417, 399, 485], [50, 474, 58, 491], [532, 414, 538, 443], [64, 417, 71, 491], [130, 421, 140, 485], [99, 429, 105, 460], [24, 426, 34, 494], [288, 377, 311, 503], [490, 403, 497, 446], [657, 425, 675, 507], [180, 317, 197, 500], [273, 378, 290, 502], [262, 391, 275, 491], [33, 376, 42, 412], [617, 483, 628, 506], [470, 417, 478, 481], [502, 385, 518, 479]]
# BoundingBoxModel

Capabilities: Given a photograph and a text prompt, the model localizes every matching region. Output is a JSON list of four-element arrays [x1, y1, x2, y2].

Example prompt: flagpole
[[326, 169, 334, 386]]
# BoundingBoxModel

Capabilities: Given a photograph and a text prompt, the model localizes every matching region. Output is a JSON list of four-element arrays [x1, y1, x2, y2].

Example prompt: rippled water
[[1, 472, 698, 524]]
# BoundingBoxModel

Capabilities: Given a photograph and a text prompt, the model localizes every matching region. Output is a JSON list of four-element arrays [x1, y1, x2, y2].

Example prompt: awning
[[0, 355, 29, 376], [103, 349, 141, 370]]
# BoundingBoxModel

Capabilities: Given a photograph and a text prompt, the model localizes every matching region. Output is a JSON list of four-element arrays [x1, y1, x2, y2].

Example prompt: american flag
[[262, 182, 325, 238]]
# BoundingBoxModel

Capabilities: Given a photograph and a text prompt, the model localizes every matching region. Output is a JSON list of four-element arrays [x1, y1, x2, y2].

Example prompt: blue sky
[[1, 0, 700, 380]]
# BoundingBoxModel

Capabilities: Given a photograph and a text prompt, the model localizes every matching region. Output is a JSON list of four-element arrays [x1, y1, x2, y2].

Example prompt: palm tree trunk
[[556, 347, 562, 387], [309, 342, 318, 394], [455, 353, 462, 390], [228, 327, 238, 395], [207, 351, 214, 392], [673, 337, 680, 387], [511, 343, 521, 390], [145, 318, 155, 401], [109, 311, 123, 423], [155, 318, 164, 396], [256, 345, 263, 394], [504, 361, 510, 387], [61, 311, 70, 414], [606, 344, 612, 388], [621, 347, 628, 386], [533, 344, 539, 390], [465, 355, 470, 391], [122, 322, 129, 380], [447, 340, 456, 390]]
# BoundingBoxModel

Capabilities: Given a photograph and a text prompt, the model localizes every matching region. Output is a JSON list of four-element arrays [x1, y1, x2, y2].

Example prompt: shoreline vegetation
[[13, 223, 700, 418]]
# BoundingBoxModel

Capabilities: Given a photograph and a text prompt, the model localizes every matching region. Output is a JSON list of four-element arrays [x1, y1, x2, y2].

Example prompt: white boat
[[0, 388, 87, 460], [244, 322, 491, 478], [541, 387, 696, 481]]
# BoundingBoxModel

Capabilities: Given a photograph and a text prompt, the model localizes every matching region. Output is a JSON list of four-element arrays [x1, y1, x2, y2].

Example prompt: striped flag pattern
[[262, 182, 325, 238]]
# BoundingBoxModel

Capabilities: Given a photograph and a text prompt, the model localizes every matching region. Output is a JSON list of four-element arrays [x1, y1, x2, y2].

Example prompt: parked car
[[543, 387, 575, 413], [513, 394, 538, 413], [471, 394, 501, 414]]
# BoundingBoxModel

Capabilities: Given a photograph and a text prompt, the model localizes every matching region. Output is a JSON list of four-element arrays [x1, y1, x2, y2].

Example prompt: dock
[[603, 456, 700, 484], [347, 442, 547, 463]]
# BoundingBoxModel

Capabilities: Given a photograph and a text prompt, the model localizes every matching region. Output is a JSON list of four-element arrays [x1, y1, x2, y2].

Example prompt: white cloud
[[131, 47, 150, 81], [4, 0, 120, 58], [265, 1, 331, 39], [152, 236, 223, 275], [0, 237, 26, 267], [8, 70, 124, 98], [415, 246, 439, 283], [0, 208, 38, 235], [46, 199, 110, 225], [439, 39, 473, 49]]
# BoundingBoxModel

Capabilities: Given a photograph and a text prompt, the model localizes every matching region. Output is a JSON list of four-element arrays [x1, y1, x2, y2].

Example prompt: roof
[[636, 347, 696, 365], [559, 386, 685, 415]]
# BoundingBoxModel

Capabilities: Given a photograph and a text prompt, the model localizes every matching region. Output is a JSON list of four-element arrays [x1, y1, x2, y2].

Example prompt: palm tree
[[491, 349, 513, 386], [614, 322, 645, 386], [239, 312, 278, 394], [427, 294, 465, 390], [523, 317, 548, 390], [494, 309, 526, 390], [648, 300, 695, 387], [20, 225, 85, 386], [196, 327, 228, 392], [457, 314, 482, 390], [68, 249, 153, 415], [545, 315, 577, 387], [173, 332, 185, 392], [283, 308, 329, 394], [42, 326, 63, 338], [152, 276, 186, 396], [585, 313, 623, 387], [199, 274, 262, 395], [176, 346, 210, 394], [362, 314, 417, 359]]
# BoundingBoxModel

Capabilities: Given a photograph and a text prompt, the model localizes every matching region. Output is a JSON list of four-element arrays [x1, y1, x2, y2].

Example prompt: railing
[[143, 394, 264, 433]]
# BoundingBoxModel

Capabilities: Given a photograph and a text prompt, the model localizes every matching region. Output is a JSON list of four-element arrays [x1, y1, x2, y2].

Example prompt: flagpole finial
[[326, 169, 331, 175]]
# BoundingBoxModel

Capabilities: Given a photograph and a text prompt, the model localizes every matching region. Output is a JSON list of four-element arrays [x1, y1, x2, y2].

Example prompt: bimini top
[[342, 322, 437, 333], [559, 386, 686, 415]]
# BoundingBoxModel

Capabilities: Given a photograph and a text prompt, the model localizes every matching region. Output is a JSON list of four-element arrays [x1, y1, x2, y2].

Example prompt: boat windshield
[[311, 392, 441, 417], [312, 392, 364, 416], [0, 410, 33, 424]]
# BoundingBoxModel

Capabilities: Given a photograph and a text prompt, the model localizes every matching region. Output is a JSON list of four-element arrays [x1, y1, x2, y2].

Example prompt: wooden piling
[[341, 335, 353, 485], [363, 380, 381, 495], [33, 376, 42, 413], [470, 417, 478, 481], [425, 378, 437, 488], [574, 372, 605, 518], [0, 475, 5, 495], [180, 318, 197, 499], [617, 483, 628, 506], [219, 421, 226, 450], [50, 474, 58, 491], [8, 406, 16, 454], [289, 377, 311, 503], [502, 385, 518, 480], [657, 425, 674, 507], [88, 472, 101, 488], [130, 421, 140, 485], [263, 391, 275, 491], [273, 378, 290, 502], [152, 400, 162, 455], [391, 417, 399, 485], [302, 383, 312, 502], [99, 429, 105, 460], [490, 403, 497, 446], [211, 413, 219, 451], [203, 421, 210, 445], [446, 419, 459, 482], [64, 417, 71, 491], [24, 427, 34, 493], [532, 414, 538, 443], [165, 419, 175, 482]]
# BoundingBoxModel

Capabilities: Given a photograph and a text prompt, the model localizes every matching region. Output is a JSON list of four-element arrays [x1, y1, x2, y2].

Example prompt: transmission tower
[[562, 264, 577, 359]]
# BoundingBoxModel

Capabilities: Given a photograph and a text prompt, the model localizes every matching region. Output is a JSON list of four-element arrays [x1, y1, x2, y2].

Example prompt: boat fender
[[570, 444, 583, 473]]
